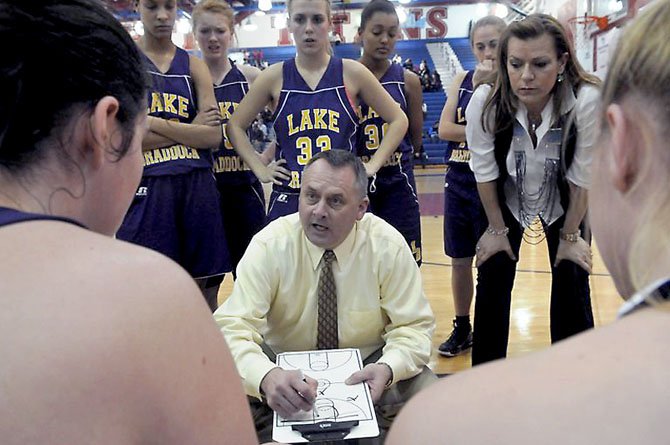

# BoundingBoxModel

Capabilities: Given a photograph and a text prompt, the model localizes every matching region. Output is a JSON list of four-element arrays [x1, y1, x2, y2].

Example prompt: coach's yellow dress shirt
[[214, 212, 435, 399]]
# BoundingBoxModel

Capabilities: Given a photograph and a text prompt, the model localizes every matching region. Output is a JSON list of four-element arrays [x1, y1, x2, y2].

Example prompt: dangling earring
[[557, 72, 564, 83]]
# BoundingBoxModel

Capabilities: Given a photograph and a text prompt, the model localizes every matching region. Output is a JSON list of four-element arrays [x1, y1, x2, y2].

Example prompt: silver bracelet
[[486, 226, 510, 236], [559, 229, 581, 242]]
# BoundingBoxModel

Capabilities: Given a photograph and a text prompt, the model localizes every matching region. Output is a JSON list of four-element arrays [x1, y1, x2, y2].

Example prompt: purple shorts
[[216, 178, 266, 272], [368, 166, 422, 265], [443, 163, 487, 259], [267, 189, 299, 223], [118, 169, 230, 278]]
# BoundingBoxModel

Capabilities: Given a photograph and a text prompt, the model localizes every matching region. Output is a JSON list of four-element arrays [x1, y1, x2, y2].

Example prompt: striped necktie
[[316, 250, 338, 350]]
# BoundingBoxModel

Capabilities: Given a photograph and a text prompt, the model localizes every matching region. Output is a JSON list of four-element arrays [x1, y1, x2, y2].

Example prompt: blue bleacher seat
[[240, 39, 453, 68], [422, 90, 446, 165], [333, 44, 360, 60], [448, 37, 477, 71], [423, 142, 445, 165]]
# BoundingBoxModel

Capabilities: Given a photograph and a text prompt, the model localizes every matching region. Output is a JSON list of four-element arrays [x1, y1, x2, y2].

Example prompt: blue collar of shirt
[[618, 276, 670, 318]]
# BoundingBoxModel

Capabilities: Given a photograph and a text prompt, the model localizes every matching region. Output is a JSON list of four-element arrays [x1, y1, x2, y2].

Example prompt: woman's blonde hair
[[192, 0, 235, 33], [469, 15, 506, 47], [599, 0, 670, 290], [601, 0, 670, 134], [287, 0, 332, 20]]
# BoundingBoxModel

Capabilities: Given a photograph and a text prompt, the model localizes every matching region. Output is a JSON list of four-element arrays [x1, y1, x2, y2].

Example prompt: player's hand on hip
[[345, 363, 392, 404], [363, 161, 378, 178], [475, 231, 515, 267], [260, 367, 317, 418], [259, 159, 290, 185]]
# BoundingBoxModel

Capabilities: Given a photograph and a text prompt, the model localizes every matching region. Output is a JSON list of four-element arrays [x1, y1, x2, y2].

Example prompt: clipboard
[[272, 348, 379, 443]]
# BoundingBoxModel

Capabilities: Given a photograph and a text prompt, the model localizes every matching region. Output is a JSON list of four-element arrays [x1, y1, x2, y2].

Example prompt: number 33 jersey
[[272, 56, 359, 192]]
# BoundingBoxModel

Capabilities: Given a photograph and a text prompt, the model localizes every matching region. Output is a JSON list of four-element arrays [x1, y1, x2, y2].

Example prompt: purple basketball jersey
[[0, 207, 84, 229], [142, 47, 212, 176], [272, 57, 358, 192], [213, 61, 258, 186], [357, 62, 414, 172], [444, 70, 475, 166]]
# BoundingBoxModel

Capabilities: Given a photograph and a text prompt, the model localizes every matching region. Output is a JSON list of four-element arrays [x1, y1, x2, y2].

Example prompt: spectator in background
[[428, 70, 442, 91], [329, 29, 342, 45], [260, 106, 273, 122], [253, 48, 264, 67], [249, 115, 268, 152], [419, 59, 431, 90], [419, 59, 430, 77], [419, 59, 430, 81]]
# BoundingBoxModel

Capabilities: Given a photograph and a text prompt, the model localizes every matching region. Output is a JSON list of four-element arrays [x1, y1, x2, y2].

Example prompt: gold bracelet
[[486, 226, 509, 236]]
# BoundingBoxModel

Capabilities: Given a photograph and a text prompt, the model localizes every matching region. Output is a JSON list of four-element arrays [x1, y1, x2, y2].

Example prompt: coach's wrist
[[376, 362, 394, 388], [486, 225, 509, 236], [559, 228, 581, 243]]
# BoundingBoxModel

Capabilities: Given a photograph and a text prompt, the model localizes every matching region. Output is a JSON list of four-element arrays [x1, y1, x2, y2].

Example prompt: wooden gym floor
[[217, 166, 622, 376]]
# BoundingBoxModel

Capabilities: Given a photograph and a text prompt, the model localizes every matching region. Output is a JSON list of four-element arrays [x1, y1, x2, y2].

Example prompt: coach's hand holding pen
[[260, 368, 318, 419]]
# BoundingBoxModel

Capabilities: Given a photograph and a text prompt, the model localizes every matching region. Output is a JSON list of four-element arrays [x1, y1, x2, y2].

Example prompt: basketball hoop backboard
[[589, 0, 631, 25]]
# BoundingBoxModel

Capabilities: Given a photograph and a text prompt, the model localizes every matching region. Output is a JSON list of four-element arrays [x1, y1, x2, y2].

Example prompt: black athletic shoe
[[438, 322, 473, 357]]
